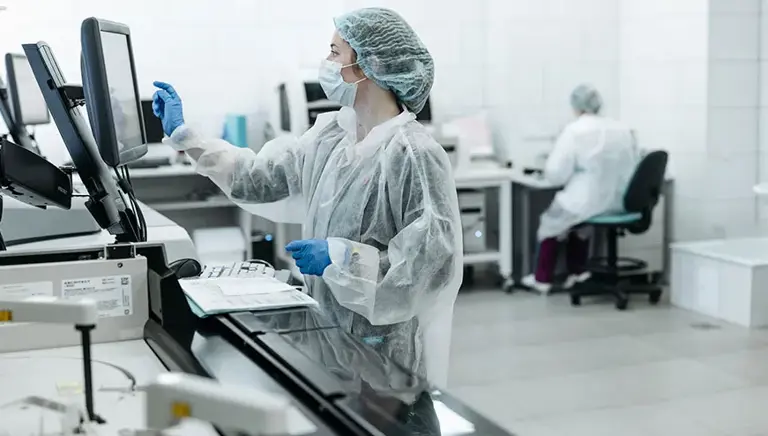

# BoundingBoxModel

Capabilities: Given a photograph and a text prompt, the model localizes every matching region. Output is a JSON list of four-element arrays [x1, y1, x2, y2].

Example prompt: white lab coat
[[538, 114, 642, 240], [165, 108, 462, 387]]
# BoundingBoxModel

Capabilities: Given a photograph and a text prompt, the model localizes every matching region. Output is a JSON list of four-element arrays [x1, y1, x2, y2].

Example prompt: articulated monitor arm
[[0, 297, 102, 426], [145, 373, 292, 435]]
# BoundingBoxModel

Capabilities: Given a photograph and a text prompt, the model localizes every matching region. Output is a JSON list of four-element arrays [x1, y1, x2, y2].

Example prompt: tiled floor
[[448, 290, 768, 436]]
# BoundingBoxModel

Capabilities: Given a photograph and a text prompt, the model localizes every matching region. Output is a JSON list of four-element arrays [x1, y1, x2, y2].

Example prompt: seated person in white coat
[[522, 84, 642, 293]]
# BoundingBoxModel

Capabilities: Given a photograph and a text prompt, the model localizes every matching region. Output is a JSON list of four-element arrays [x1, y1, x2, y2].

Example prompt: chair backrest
[[623, 150, 668, 213]]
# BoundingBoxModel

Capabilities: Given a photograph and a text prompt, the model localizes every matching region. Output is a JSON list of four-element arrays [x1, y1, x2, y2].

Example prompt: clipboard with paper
[[180, 276, 317, 318]]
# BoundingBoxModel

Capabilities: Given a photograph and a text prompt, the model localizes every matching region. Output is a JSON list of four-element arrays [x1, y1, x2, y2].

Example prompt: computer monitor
[[278, 84, 290, 133], [23, 41, 141, 241], [5, 53, 50, 126], [0, 77, 15, 135], [0, 71, 40, 154], [81, 18, 147, 167], [415, 96, 431, 123], [141, 99, 164, 143]]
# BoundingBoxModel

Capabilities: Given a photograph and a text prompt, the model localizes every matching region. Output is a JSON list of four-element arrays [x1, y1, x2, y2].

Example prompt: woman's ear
[[352, 64, 367, 81], [349, 51, 365, 80]]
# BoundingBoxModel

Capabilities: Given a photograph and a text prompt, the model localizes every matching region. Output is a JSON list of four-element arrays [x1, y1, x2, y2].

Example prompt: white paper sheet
[[180, 278, 317, 317]]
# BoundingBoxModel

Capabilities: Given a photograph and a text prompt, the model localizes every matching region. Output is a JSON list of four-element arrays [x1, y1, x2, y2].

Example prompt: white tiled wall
[[0, 0, 344, 164], [1, 0, 488, 164], [2, 0, 766, 247], [759, 1, 768, 230], [485, 0, 621, 161], [707, 0, 761, 238], [618, 0, 708, 257], [0, 0, 617, 168], [621, 0, 765, 243]]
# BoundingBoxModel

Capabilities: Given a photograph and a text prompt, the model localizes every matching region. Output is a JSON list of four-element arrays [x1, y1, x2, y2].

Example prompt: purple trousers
[[534, 230, 590, 284]]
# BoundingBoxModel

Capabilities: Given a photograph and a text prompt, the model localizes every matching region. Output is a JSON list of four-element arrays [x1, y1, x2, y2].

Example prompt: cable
[[113, 166, 146, 242], [121, 167, 144, 242], [123, 166, 148, 242], [245, 259, 275, 270]]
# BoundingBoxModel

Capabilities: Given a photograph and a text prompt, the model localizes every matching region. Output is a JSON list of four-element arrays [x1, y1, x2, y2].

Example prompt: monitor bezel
[[81, 17, 147, 167], [5, 53, 51, 126]]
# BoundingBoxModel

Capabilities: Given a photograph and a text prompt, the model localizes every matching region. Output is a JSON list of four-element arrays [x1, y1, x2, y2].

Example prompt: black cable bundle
[[113, 166, 147, 242]]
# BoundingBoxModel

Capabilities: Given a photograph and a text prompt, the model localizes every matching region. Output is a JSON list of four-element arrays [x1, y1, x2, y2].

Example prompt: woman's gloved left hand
[[152, 81, 185, 136], [285, 239, 332, 276]]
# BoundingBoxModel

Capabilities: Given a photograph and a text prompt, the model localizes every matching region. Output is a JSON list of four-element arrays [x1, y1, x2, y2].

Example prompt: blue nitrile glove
[[152, 81, 185, 136], [285, 239, 331, 276]]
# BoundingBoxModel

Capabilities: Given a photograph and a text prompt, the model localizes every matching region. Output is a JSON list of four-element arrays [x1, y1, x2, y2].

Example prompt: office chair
[[570, 150, 668, 311]]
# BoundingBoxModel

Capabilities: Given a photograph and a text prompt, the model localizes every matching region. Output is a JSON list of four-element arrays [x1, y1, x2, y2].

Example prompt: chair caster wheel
[[616, 298, 629, 311], [503, 279, 515, 294], [649, 291, 662, 305], [570, 294, 581, 306]]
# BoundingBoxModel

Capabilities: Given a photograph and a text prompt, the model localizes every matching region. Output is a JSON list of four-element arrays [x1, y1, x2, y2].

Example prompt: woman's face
[[327, 31, 365, 84]]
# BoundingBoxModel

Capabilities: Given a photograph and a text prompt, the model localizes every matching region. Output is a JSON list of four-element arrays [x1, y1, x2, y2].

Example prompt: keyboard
[[182, 261, 311, 317], [200, 261, 279, 279]]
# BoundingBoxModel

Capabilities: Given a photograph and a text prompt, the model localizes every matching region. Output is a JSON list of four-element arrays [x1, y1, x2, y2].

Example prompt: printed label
[[0, 281, 54, 299], [61, 275, 133, 318]]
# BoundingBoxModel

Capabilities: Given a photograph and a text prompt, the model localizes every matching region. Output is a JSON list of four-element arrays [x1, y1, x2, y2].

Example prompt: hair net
[[334, 8, 434, 114], [570, 84, 603, 114]]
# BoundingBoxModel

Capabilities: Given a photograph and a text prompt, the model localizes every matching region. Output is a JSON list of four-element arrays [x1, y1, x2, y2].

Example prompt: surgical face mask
[[319, 59, 366, 107]]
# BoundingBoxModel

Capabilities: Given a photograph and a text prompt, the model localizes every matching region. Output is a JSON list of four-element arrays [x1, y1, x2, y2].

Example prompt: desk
[[507, 171, 561, 291], [453, 161, 515, 287]]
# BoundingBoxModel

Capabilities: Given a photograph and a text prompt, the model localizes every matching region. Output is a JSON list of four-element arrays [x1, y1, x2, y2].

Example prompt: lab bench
[[0, 238, 514, 436]]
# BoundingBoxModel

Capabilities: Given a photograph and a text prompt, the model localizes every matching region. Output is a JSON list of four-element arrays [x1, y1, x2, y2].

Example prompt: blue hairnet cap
[[334, 8, 434, 114], [570, 84, 603, 114]]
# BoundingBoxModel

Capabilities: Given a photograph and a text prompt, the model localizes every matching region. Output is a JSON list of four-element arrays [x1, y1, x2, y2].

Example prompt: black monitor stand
[[0, 196, 6, 251], [57, 84, 142, 245]]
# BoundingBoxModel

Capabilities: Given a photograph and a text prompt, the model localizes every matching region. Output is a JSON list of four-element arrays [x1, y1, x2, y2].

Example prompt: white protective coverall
[[166, 107, 463, 386], [538, 114, 642, 240]]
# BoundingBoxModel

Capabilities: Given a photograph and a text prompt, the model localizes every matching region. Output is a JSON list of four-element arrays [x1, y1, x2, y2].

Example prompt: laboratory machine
[[276, 76, 341, 136], [0, 52, 101, 247], [276, 76, 433, 133], [458, 189, 487, 254], [0, 16, 516, 435]]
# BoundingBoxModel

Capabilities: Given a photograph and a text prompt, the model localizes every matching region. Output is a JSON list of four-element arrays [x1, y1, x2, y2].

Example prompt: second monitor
[[5, 53, 50, 127]]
